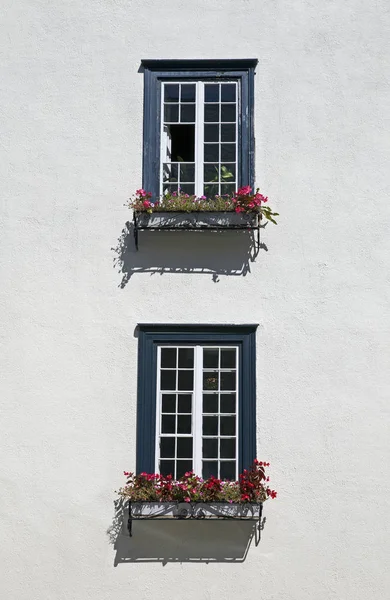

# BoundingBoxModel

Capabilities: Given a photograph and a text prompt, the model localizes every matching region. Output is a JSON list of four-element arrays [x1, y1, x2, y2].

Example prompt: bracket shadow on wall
[[113, 221, 266, 288], [109, 499, 266, 565]]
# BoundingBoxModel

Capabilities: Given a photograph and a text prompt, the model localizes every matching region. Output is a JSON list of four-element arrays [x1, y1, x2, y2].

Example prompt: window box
[[133, 211, 260, 249], [127, 501, 263, 536]]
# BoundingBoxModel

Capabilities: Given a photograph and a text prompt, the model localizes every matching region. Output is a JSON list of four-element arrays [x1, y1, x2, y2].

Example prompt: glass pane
[[204, 184, 219, 197], [203, 416, 218, 436], [164, 84, 179, 102], [204, 124, 219, 142], [178, 370, 194, 391], [161, 370, 176, 391], [203, 438, 218, 458], [163, 163, 178, 183], [221, 164, 235, 181], [221, 124, 236, 142], [177, 415, 191, 434], [220, 461, 236, 480], [204, 144, 219, 162], [221, 104, 236, 122], [179, 184, 195, 195], [221, 184, 236, 196], [181, 104, 195, 123], [163, 183, 178, 195], [220, 371, 236, 390], [181, 84, 195, 102], [220, 416, 236, 436], [203, 371, 219, 391], [221, 84, 236, 102], [161, 415, 175, 434], [205, 84, 219, 102], [203, 393, 218, 413], [160, 437, 175, 458], [204, 104, 219, 122], [178, 394, 192, 413], [160, 460, 175, 476], [203, 348, 219, 368], [204, 164, 219, 183], [221, 144, 236, 162], [220, 438, 236, 458], [176, 460, 192, 478], [161, 394, 176, 413], [220, 393, 236, 413], [203, 461, 218, 479], [164, 104, 179, 122], [179, 164, 195, 183], [161, 348, 177, 368], [221, 348, 236, 368], [177, 437, 193, 458]]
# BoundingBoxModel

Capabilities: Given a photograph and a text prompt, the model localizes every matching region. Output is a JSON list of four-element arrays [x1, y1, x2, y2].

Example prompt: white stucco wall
[[1, 1, 390, 598]]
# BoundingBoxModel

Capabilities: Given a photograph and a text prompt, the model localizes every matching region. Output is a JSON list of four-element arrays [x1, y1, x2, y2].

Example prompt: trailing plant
[[118, 460, 277, 503], [127, 187, 279, 224]]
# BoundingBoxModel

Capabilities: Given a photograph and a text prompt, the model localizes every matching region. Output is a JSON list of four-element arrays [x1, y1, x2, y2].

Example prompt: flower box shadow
[[113, 221, 267, 288], [109, 501, 265, 565]]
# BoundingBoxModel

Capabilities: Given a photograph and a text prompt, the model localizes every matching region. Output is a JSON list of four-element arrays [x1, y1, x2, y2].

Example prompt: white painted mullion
[[195, 82, 204, 197], [193, 345, 203, 475]]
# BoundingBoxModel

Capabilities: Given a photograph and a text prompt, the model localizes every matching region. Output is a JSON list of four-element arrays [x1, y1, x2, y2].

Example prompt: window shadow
[[112, 222, 267, 288], [108, 500, 265, 566]]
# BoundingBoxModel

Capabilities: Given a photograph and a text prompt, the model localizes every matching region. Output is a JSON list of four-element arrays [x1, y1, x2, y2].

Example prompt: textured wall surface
[[1, 1, 390, 599]]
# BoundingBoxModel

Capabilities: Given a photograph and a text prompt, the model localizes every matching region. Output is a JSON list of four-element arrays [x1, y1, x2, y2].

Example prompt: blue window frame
[[136, 324, 257, 477], [141, 59, 258, 200]]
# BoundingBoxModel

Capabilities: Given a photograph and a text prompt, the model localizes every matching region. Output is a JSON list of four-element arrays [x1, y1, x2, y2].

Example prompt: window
[[141, 59, 257, 200], [136, 325, 257, 478]]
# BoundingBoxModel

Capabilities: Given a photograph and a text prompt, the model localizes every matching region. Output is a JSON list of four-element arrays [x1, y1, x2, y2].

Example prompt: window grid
[[156, 345, 239, 481], [160, 81, 238, 198]]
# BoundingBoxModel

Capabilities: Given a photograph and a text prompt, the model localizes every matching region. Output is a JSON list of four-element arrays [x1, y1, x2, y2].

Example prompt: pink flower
[[143, 200, 151, 209], [237, 186, 252, 196], [184, 497, 191, 503], [255, 193, 267, 204], [136, 189, 147, 197]]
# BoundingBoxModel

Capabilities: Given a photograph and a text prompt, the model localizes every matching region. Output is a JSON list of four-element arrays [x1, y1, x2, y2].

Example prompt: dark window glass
[[221, 84, 236, 102], [221, 124, 235, 142], [220, 349, 236, 368], [220, 393, 236, 413], [160, 460, 175, 476], [167, 124, 195, 161], [164, 104, 179, 122], [181, 104, 196, 123], [203, 394, 218, 413], [176, 460, 193, 478], [221, 144, 236, 162], [160, 437, 175, 458], [202, 461, 218, 479], [179, 184, 195, 195], [203, 348, 219, 368], [205, 84, 219, 102], [164, 84, 179, 102], [204, 184, 219, 197], [178, 370, 194, 391], [221, 183, 235, 196], [161, 348, 177, 368], [163, 163, 178, 183], [221, 104, 236, 122], [161, 394, 176, 413], [161, 415, 176, 434], [220, 461, 236, 480], [163, 183, 178, 195], [178, 394, 192, 413], [204, 164, 219, 183], [220, 438, 236, 458], [203, 438, 218, 458], [179, 164, 195, 183], [161, 370, 176, 391], [220, 416, 236, 436], [177, 437, 193, 458], [177, 415, 192, 434], [204, 144, 219, 162], [178, 348, 194, 368], [204, 104, 219, 122], [204, 124, 219, 142], [221, 164, 235, 181], [203, 416, 218, 436], [220, 371, 236, 391], [181, 84, 195, 102]]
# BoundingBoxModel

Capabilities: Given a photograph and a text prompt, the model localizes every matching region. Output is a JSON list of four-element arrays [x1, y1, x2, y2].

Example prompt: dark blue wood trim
[[141, 60, 257, 198], [136, 324, 258, 475]]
